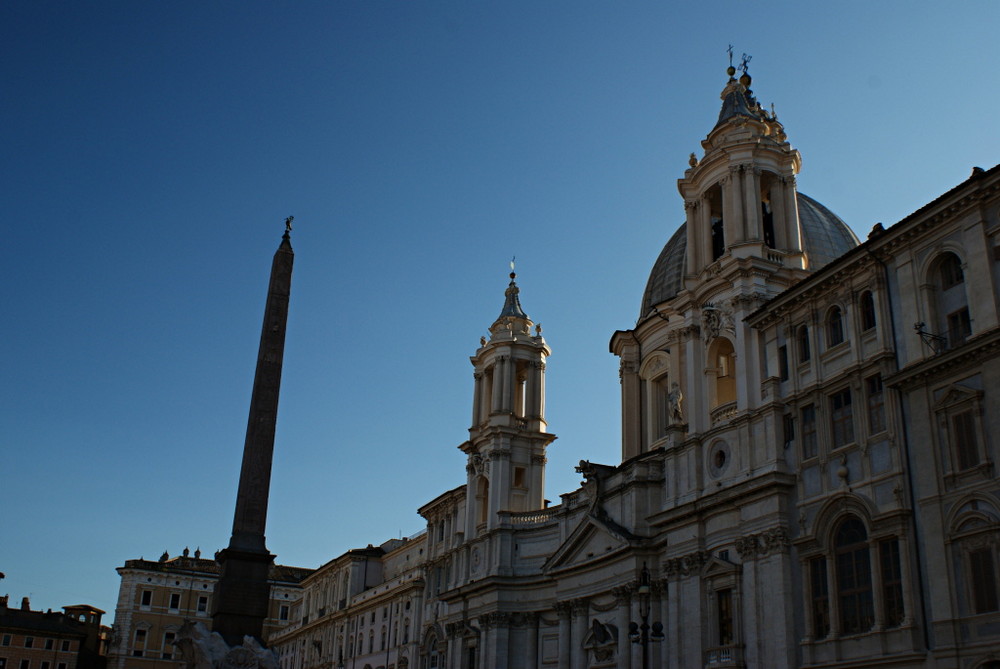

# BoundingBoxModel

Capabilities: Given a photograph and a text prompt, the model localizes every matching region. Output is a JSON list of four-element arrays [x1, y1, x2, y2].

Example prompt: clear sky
[[3, 1, 998, 619]]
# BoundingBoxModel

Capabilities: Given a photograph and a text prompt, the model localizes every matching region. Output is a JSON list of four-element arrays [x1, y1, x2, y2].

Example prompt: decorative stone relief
[[735, 527, 790, 560], [582, 619, 618, 662], [702, 302, 735, 341], [663, 550, 708, 577]]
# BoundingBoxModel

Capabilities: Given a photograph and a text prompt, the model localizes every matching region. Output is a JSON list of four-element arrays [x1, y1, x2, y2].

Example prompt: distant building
[[0, 596, 107, 669], [107, 549, 311, 669], [266, 64, 1000, 668]]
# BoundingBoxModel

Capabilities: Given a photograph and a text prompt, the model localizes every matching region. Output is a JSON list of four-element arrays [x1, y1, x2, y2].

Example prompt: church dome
[[640, 192, 859, 318]]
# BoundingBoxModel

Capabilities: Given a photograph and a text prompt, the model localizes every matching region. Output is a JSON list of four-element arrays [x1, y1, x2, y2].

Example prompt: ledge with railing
[[504, 506, 561, 526], [710, 401, 738, 426], [705, 644, 743, 667]]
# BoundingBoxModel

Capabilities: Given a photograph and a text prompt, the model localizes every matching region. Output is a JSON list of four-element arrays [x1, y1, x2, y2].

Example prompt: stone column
[[499, 355, 511, 414], [770, 180, 787, 249], [472, 372, 483, 427], [658, 580, 670, 669], [491, 358, 504, 414], [555, 603, 571, 669], [723, 167, 741, 249], [826, 555, 840, 638], [524, 613, 539, 669], [682, 198, 701, 275], [613, 587, 632, 669], [743, 166, 761, 242], [570, 599, 588, 669], [490, 613, 510, 669], [898, 535, 916, 627], [783, 177, 802, 254]]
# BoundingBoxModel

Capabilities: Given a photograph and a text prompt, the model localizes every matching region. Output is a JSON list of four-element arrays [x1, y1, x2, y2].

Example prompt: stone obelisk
[[212, 219, 294, 647]]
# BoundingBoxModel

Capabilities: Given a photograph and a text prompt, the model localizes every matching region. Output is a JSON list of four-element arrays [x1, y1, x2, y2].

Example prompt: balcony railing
[[705, 644, 742, 667], [710, 401, 738, 426]]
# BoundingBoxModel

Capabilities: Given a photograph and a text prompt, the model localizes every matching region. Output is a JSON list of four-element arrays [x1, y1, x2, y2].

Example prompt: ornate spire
[[710, 52, 785, 141], [490, 260, 532, 339], [497, 270, 528, 320]]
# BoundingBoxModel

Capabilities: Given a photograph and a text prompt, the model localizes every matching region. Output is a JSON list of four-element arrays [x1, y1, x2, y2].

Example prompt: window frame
[[830, 388, 855, 450], [797, 325, 811, 363], [859, 291, 877, 332], [826, 306, 845, 348]]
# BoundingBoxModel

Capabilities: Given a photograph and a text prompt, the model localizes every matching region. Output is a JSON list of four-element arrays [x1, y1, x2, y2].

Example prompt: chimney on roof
[[21, 597, 30, 611], [0, 595, 8, 608]]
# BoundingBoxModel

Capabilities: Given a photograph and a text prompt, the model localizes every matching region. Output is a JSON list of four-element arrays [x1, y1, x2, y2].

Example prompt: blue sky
[[3, 2, 998, 617]]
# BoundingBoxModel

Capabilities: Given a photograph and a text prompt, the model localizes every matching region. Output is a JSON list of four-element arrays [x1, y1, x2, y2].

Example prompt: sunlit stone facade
[[269, 68, 1000, 668]]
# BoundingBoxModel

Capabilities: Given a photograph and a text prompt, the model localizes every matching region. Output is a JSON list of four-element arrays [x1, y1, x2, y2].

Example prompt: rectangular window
[[197, 596, 208, 613], [778, 345, 789, 381], [513, 466, 526, 488], [880, 538, 904, 627], [279, 605, 290, 622], [20, 660, 29, 669], [866, 375, 885, 434], [44, 640, 53, 651], [952, 410, 980, 470], [810, 557, 830, 639], [58, 664, 67, 669], [162, 632, 175, 660], [134, 629, 146, 645], [60, 641, 70, 652], [1, 635, 9, 646], [140, 590, 152, 607], [970, 547, 999, 614], [830, 389, 854, 449], [947, 308, 972, 347], [169, 593, 181, 610], [24, 638, 33, 649], [40, 662, 49, 669], [801, 405, 817, 459], [782, 414, 795, 449], [716, 589, 733, 646], [798, 326, 811, 363], [132, 651, 143, 658]]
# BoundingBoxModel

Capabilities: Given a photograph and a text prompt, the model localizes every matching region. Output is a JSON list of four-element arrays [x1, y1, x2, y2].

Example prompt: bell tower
[[460, 267, 555, 535], [680, 58, 806, 276]]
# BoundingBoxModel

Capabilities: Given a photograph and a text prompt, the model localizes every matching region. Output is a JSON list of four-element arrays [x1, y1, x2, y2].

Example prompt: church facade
[[268, 66, 1000, 668]]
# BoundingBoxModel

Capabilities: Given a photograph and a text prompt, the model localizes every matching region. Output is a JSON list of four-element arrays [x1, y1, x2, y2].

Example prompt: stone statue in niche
[[668, 382, 684, 424]]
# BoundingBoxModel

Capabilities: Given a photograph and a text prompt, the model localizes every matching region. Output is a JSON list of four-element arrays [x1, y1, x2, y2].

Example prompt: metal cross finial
[[284, 216, 294, 232], [727, 44, 734, 67], [740, 53, 752, 74]]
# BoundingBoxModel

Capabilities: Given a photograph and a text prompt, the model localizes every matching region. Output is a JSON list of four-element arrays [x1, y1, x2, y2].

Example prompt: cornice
[[887, 328, 1000, 389]]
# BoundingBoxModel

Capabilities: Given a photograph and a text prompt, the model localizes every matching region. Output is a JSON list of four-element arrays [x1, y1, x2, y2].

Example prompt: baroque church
[[112, 64, 1000, 669]]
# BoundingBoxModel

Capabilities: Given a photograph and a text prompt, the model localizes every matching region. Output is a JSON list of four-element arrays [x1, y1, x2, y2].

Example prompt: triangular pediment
[[544, 514, 637, 572], [701, 555, 740, 578], [934, 384, 981, 410]]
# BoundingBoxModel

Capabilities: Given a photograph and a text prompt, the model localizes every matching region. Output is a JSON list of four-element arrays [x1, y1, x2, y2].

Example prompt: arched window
[[932, 252, 971, 347], [859, 291, 876, 331], [827, 306, 844, 347], [476, 476, 489, 527], [711, 339, 737, 408], [797, 325, 811, 362], [835, 517, 874, 634], [707, 183, 725, 261]]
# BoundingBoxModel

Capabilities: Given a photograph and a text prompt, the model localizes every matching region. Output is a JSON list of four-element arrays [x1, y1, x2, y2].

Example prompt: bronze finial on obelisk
[[212, 218, 295, 647]]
